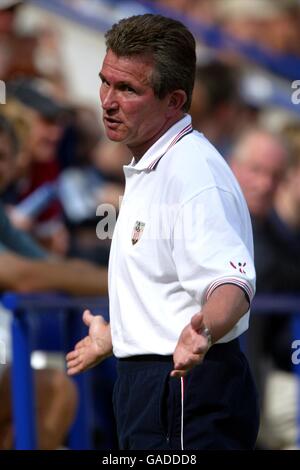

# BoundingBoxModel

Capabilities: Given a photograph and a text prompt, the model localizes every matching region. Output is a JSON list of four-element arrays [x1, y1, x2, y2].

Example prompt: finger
[[174, 354, 201, 372], [97, 315, 108, 326], [66, 353, 81, 366], [82, 309, 94, 326], [66, 354, 85, 373], [170, 369, 188, 378], [67, 366, 81, 376], [173, 354, 197, 370], [66, 350, 79, 361], [66, 346, 85, 361], [173, 361, 185, 370], [67, 357, 82, 369], [191, 312, 204, 332]]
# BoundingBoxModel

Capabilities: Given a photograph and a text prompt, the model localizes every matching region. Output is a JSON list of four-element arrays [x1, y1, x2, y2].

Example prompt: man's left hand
[[171, 312, 211, 378]]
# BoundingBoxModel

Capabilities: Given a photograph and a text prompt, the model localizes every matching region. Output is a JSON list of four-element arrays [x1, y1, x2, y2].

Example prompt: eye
[[100, 76, 109, 87], [120, 84, 136, 93]]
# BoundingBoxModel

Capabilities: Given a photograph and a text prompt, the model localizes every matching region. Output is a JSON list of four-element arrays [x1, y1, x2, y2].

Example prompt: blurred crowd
[[159, 0, 300, 56], [1, 0, 300, 450]]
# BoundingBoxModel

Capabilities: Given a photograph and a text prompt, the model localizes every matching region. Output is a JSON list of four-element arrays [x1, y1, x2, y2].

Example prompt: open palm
[[66, 309, 112, 375]]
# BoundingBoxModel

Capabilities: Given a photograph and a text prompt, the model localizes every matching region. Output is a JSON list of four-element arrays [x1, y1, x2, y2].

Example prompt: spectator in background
[[185, 0, 216, 24], [229, 127, 286, 223], [4, 79, 69, 255], [57, 105, 125, 266], [0, 114, 108, 449], [190, 61, 243, 157], [275, 124, 300, 238], [0, 0, 67, 94], [215, 0, 282, 46], [158, 0, 190, 15], [230, 127, 300, 449], [3, 89, 125, 266], [0, 0, 38, 81], [0, 112, 107, 295]]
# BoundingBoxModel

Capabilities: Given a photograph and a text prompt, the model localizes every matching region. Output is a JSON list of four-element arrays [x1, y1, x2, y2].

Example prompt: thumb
[[82, 309, 94, 326], [191, 312, 204, 332], [96, 315, 108, 326]]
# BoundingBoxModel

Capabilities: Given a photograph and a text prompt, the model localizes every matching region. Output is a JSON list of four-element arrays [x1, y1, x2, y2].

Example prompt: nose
[[101, 86, 118, 111]]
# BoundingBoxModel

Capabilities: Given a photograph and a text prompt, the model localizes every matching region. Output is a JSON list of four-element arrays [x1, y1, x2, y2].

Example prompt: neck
[[129, 113, 185, 161]]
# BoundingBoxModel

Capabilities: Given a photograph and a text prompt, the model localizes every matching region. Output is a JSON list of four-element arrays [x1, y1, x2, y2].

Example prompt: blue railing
[[1, 292, 300, 449], [1, 292, 109, 450]]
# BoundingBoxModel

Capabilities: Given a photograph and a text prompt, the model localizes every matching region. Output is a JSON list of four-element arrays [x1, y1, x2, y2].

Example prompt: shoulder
[[162, 131, 240, 199]]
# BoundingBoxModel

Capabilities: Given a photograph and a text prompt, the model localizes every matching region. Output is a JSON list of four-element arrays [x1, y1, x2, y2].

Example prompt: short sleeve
[[172, 187, 256, 306]]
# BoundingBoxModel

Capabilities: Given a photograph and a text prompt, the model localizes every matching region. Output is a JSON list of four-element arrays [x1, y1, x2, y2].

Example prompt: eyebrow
[[99, 72, 137, 89]]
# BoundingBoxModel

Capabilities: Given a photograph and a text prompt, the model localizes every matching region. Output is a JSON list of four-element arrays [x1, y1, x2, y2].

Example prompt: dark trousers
[[113, 339, 260, 450]]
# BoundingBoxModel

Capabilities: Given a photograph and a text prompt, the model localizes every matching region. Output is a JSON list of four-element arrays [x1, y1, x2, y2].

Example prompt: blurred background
[[1, 0, 300, 450]]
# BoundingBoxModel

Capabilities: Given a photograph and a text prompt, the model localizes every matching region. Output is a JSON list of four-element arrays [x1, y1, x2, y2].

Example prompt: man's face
[[99, 50, 171, 157], [0, 133, 15, 193], [231, 133, 287, 218]]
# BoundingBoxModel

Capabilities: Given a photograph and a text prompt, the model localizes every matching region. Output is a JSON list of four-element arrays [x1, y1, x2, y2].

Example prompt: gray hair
[[105, 14, 196, 112]]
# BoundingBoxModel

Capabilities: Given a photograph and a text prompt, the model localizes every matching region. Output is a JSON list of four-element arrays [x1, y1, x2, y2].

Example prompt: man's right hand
[[66, 309, 113, 375]]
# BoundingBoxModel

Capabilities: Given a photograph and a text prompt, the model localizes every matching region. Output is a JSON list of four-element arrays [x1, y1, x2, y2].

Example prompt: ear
[[166, 90, 187, 117]]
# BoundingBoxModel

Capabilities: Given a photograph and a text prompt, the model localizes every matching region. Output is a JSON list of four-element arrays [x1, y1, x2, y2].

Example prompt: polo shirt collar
[[124, 114, 193, 172]]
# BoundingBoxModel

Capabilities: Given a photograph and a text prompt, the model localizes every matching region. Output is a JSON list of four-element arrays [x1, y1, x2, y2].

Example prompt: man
[[66, 14, 259, 450], [5, 79, 69, 255], [190, 61, 241, 157], [0, 114, 108, 449], [229, 128, 286, 221], [229, 127, 299, 448]]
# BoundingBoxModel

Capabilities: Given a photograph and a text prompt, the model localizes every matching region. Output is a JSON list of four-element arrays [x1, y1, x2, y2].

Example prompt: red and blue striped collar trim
[[147, 123, 193, 170]]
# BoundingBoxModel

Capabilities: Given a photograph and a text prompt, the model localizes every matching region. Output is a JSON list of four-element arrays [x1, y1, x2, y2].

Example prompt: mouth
[[103, 116, 122, 129]]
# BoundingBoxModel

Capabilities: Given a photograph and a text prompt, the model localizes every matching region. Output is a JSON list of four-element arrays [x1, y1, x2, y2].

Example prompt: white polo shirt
[[108, 114, 255, 358]]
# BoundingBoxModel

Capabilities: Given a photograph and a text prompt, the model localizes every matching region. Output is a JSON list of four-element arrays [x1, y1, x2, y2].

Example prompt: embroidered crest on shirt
[[131, 221, 145, 245], [230, 261, 247, 274]]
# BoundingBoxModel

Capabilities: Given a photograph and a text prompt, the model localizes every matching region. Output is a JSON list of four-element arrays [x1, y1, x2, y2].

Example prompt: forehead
[[243, 134, 287, 170], [254, 136, 287, 168], [100, 50, 154, 86]]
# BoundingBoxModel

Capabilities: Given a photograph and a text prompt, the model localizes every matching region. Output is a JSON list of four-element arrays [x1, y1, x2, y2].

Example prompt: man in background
[[230, 127, 299, 448]]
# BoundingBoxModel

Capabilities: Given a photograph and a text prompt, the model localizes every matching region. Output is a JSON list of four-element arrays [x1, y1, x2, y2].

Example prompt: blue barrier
[[1, 292, 109, 450], [11, 308, 37, 449], [1, 292, 300, 449]]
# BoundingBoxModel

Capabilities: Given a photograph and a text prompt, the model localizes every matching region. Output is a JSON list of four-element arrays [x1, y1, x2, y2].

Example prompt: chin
[[105, 130, 126, 143]]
